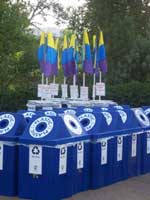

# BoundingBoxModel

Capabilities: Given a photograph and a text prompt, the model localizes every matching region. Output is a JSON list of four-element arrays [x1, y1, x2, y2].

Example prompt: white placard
[[147, 133, 150, 154], [49, 83, 59, 96], [101, 139, 108, 165], [117, 136, 123, 161], [37, 84, 51, 99], [131, 134, 137, 157], [0, 142, 4, 170], [61, 84, 68, 98], [92, 85, 96, 99], [77, 142, 84, 169], [29, 145, 42, 175], [59, 145, 67, 175], [96, 82, 106, 96], [70, 85, 79, 99], [80, 86, 89, 100]]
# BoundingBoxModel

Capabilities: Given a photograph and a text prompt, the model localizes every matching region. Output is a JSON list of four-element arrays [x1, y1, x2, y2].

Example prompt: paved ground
[[0, 174, 150, 200]]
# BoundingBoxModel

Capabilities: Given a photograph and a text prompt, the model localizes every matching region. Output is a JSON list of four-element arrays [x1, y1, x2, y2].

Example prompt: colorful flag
[[83, 30, 93, 74], [97, 31, 108, 73], [38, 32, 46, 72], [92, 35, 97, 70], [45, 32, 58, 77], [68, 34, 77, 75], [62, 35, 70, 77], [55, 38, 59, 70]]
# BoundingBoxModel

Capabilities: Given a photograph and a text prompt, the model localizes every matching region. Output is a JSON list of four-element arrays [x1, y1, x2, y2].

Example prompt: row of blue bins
[[0, 105, 150, 199]]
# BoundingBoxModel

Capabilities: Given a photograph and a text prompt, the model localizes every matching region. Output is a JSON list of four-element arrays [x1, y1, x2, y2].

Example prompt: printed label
[[59, 145, 67, 175], [77, 142, 84, 169], [61, 84, 68, 98], [49, 83, 59, 96], [96, 82, 106, 96], [117, 136, 123, 161], [0, 142, 3, 170], [70, 85, 79, 99], [131, 134, 137, 157], [101, 139, 108, 165], [147, 133, 150, 154], [29, 145, 42, 175], [80, 86, 89, 100], [117, 110, 127, 124]]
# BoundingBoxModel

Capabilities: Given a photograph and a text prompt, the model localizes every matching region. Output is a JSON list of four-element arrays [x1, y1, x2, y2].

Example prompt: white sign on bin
[[59, 145, 67, 175], [49, 83, 59, 96], [61, 84, 68, 98], [80, 86, 89, 100], [0, 142, 3, 170], [29, 145, 42, 175], [37, 84, 51, 99], [96, 82, 106, 96], [70, 85, 79, 99]]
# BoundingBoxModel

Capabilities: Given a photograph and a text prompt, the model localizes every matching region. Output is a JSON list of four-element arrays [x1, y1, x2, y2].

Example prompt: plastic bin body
[[18, 114, 88, 200], [0, 112, 26, 196]]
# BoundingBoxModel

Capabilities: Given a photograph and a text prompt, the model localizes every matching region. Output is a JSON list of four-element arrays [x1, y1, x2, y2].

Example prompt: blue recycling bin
[[18, 114, 89, 200], [18, 110, 36, 123], [0, 112, 26, 196], [111, 108, 144, 183], [134, 108, 150, 175], [77, 109, 119, 189]]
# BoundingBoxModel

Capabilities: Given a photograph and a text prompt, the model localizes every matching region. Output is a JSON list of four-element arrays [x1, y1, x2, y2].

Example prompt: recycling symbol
[[101, 141, 106, 147], [78, 143, 83, 151], [132, 134, 136, 141], [32, 146, 40, 155], [118, 137, 122, 144], [61, 147, 66, 155]]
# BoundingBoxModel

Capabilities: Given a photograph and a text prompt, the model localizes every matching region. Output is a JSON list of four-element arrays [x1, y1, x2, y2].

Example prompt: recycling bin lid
[[19, 114, 89, 146], [18, 110, 36, 124], [0, 112, 26, 141]]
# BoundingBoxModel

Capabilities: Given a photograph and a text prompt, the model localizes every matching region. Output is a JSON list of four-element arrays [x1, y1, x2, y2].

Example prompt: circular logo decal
[[134, 109, 150, 127], [64, 109, 76, 115], [23, 112, 36, 118], [145, 108, 150, 116], [29, 116, 54, 138], [117, 110, 127, 124], [78, 113, 96, 131], [101, 107, 108, 111], [63, 114, 82, 135], [114, 106, 123, 110], [44, 111, 57, 117], [0, 114, 15, 135], [101, 112, 112, 126], [83, 108, 93, 113]]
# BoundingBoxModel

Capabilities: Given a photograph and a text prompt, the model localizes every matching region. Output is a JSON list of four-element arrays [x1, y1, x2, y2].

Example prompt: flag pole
[[46, 77, 48, 85], [92, 35, 96, 100], [83, 72, 85, 87], [53, 75, 56, 84], [42, 73, 44, 84], [99, 70, 102, 101]]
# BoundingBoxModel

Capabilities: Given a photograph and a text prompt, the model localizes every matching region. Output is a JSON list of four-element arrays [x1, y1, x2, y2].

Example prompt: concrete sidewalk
[[0, 174, 150, 200]]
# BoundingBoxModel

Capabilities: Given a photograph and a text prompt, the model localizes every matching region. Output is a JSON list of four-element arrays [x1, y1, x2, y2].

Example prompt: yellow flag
[[99, 31, 104, 46], [47, 32, 55, 48], [40, 32, 45, 46]]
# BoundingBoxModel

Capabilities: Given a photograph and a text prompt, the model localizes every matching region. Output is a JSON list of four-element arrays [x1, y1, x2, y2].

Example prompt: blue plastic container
[[0, 112, 26, 196], [18, 114, 89, 200]]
